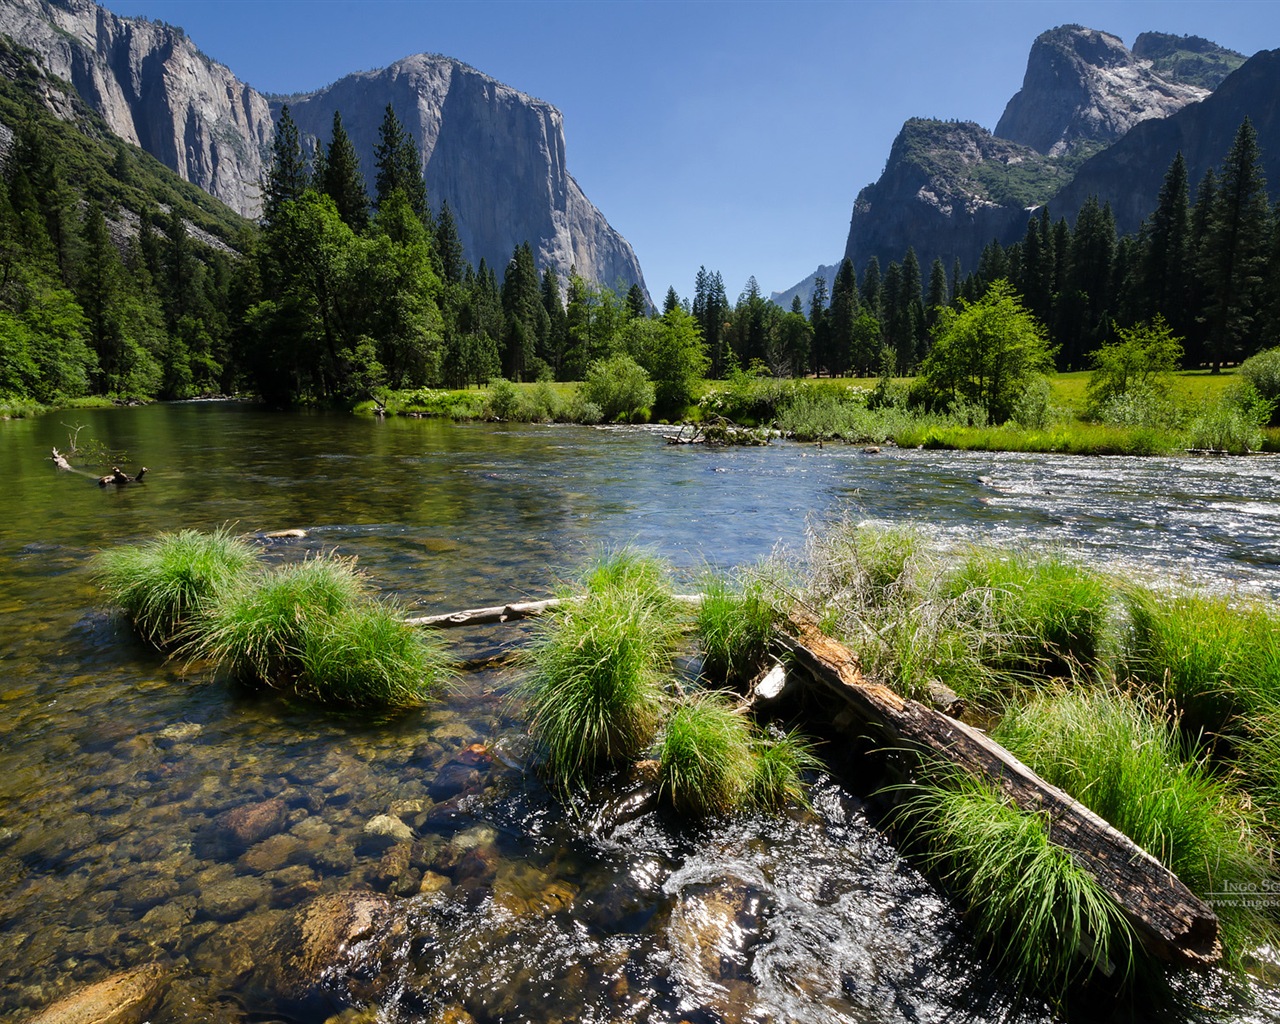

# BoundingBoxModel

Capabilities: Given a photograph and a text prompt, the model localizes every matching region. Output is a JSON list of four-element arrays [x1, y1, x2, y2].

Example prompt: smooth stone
[[363, 814, 413, 844], [17, 963, 167, 1024]]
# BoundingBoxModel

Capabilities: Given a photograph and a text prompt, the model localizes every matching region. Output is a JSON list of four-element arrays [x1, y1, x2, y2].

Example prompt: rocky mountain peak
[[994, 24, 1208, 156]]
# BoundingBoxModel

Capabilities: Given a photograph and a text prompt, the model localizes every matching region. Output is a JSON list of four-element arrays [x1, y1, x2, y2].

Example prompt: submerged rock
[[19, 963, 167, 1024], [199, 797, 288, 857], [251, 890, 407, 1014]]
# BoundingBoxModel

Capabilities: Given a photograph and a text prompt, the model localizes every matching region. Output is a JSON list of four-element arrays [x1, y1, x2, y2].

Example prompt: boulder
[[19, 964, 167, 1024]]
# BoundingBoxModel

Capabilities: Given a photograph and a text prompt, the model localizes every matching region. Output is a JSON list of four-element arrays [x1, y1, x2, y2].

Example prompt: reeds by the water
[[893, 766, 1135, 1002], [657, 691, 755, 816], [92, 526, 257, 646], [694, 572, 778, 686]]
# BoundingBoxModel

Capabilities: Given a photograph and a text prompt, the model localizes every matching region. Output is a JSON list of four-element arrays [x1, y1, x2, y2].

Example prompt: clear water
[[2, 403, 1278, 1023]]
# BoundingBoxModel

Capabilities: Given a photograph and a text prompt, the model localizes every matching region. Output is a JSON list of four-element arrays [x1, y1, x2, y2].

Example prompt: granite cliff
[[775, 25, 1253, 309], [278, 55, 647, 297], [0, 0, 647, 293]]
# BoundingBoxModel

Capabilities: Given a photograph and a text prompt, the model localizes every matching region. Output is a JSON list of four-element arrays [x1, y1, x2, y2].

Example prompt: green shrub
[[893, 766, 1134, 1000], [93, 527, 258, 647], [1183, 382, 1270, 453], [582, 354, 655, 422], [993, 688, 1278, 961], [486, 377, 521, 420], [657, 691, 755, 816], [1238, 346, 1280, 425], [695, 572, 778, 685]]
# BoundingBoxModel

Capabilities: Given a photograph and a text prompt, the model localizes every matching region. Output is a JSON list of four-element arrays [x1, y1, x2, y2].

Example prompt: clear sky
[[102, 0, 1280, 303]]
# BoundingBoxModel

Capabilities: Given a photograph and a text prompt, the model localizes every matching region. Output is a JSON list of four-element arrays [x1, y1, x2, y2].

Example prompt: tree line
[[2, 82, 1275, 413]]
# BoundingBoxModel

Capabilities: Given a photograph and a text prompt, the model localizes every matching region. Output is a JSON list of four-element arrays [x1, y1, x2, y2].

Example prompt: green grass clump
[[92, 527, 258, 646], [946, 548, 1117, 684], [525, 584, 680, 787], [695, 572, 779, 686], [894, 766, 1134, 1001], [578, 548, 676, 612], [192, 554, 367, 683], [1122, 587, 1280, 737], [993, 688, 1278, 961], [747, 728, 821, 811], [295, 600, 448, 709], [657, 692, 755, 816]]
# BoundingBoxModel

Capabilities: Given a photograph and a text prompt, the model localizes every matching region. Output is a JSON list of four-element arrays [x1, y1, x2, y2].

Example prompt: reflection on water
[[1, 404, 1278, 1022]]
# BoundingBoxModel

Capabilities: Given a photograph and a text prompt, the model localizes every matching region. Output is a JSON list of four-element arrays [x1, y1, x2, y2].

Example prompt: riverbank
[[360, 370, 1280, 456]]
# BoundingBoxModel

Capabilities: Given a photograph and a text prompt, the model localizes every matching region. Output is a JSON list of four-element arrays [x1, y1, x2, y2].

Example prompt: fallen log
[[407, 594, 702, 628], [50, 447, 73, 471], [775, 615, 1221, 967]]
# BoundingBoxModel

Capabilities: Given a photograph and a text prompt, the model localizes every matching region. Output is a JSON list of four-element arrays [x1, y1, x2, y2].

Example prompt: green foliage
[[622, 306, 709, 416], [581, 353, 655, 422], [1122, 587, 1280, 736], [1183, 379, 1271, 452], [994, 688, 1279, 961], [747, 728, 821, 811], [1085, 316, 1184, 417], [524, 552, 682, 787], [695, 572, 778, 686], [893, 765, 1134, 1001], [657, 691, 755, 816], [92, 527, 257, 647], [1238, 346, 1280, 424], [917, 280, 1056, 424], [945, 548, 1117, 683]]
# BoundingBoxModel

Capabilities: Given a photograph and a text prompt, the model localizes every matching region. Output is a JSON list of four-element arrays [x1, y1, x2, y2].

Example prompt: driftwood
[[407, 594, 702, 628], [50, 447, 73, 471], [98, 466, 147, 487], [775, 616, 1221, 967]]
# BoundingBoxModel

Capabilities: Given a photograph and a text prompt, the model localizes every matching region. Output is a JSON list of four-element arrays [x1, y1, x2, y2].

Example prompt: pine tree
[[901, 247, 926, 367], [827, 259, 859, 375], [692, 266, 731, 378], [626, 283, 648, 319], [809, 274, 829, 376], [374, 104, 431, 227], [1058, 197, 1116, 368], [662, 286, 681, 316], [859, 256, 882, 319], [320, 110, 368, 232], [265, 105, 307, 226], [1200, 118, 1272, 368], [435, 200, 465, 285], [501, 242, 548, 380], [540, 267, 568, 376], [926, 257, 949, 333], [1139, 152, 1192, 336]]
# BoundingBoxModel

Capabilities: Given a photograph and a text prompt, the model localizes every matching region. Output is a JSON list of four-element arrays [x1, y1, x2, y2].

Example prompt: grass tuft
[[747, 728, 822, 811], [993, 687, 1279, 962], [524, 583, 680, 787], [893, 766, 1135, 1001], [657, 692, 755, 816], [92, 526, 258, 647], [695, 571, 779, 686], [945, 548, 1117, 685]]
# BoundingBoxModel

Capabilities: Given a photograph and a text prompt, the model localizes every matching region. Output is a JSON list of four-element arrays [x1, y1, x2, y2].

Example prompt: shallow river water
[[2, 403, 1279, 1024]]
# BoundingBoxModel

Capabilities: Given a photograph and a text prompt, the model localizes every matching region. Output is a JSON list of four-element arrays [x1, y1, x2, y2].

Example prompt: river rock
[[18, 963, 167, 1024], [200, 798, 287, 857], [251, 891, 407, 1013], [199, 876, 270, 922], [363, 814, 414, 845], [427, 762, 483, 802]]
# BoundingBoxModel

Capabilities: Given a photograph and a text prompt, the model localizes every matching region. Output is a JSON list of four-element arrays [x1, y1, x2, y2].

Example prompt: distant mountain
[[777, 24, 1260, 302], [277, 54, 647, 299], [0, 0, 648, 294], [1047, 47, 1280, 235], [994, 25, 1209, 156]]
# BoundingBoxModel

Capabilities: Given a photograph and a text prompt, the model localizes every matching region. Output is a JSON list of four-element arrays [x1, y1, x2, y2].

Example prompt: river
[[1, 402, 1278, 1023]]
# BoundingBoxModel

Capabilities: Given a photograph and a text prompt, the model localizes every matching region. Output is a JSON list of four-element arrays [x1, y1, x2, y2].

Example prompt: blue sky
[[103, 0, 1280, 302]]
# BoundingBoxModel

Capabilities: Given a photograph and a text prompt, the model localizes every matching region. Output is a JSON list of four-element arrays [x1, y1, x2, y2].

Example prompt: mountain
[[778, 25, 1255, 306], [1046, 47, 1280, 235], [0, 0, 647, 294], [994, 25, 1209, 156], [276, 54, 647, 298]]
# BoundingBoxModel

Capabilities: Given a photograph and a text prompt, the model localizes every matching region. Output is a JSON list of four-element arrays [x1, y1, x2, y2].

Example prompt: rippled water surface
[[2, 403, 1279, 1023]]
